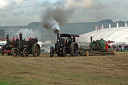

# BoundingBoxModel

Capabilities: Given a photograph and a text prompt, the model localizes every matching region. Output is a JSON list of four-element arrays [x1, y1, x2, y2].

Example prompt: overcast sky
[[0, 0, 128, 26]]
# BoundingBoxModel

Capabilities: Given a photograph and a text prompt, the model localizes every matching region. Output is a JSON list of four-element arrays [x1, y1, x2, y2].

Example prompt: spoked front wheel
[[22, 48, 29, 57], [50, 47, 54, 57]]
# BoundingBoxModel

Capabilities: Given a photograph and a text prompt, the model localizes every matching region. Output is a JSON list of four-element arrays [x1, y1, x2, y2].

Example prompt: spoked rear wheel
[[22, 48, 28, 57], [32, 43, 40, 57], [12, 48, 18, 57], [71, 43, 78, 56]]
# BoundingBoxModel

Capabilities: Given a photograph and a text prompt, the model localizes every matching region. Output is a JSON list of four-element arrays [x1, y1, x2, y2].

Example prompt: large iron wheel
[[22, 48, 28, 57], [1, 47, 4, 55], [11, 48, 14, 55], [70, 42, 78, 56], [12, 48, 17, 57], [62, 46, 66, 57], [32, 43, 40, 57], [50, 47, 54, 57]]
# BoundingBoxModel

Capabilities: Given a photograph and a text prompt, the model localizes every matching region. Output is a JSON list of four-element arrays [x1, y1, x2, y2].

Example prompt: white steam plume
[[16, 29, 41, 39], [50, 18, 60, 33]]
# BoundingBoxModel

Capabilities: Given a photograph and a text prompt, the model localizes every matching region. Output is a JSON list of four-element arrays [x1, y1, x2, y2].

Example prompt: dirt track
[[0, 53, 128, 85]]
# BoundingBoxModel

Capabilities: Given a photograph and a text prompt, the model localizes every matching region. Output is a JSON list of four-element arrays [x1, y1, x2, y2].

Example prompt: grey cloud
[[69, 0, 128, 22], [0, 0, 43, 26], [0, 0, 128, 26]]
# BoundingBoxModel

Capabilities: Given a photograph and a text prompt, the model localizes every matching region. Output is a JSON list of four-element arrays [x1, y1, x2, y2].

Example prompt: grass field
[[0, 53, 128, 85]]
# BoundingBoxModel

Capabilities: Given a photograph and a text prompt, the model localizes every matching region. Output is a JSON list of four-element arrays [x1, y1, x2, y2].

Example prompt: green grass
[[0, 81, 19, 85], [0, 80, 45, 85], [0, 76, 45, 85], [92, 76, 128, 85]]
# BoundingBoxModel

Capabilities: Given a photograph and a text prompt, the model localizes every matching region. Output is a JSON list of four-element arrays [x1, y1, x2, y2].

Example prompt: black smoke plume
[[42, 7, 73, 30]]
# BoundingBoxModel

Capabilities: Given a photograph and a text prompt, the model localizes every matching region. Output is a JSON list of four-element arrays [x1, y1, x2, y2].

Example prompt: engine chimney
[[19, 33, 22, 42], [6, 34, 9, 45], [90, 36, 93, 42], [57, 32, 59, 40]]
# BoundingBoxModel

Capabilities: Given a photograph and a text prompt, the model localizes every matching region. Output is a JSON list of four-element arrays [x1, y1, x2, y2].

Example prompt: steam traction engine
[[50, 33, 79, 57], [1, 34, 16, 55], [79, 37, 116, 56], [90, 39, 116, 55], [12, 33, 40, 57]]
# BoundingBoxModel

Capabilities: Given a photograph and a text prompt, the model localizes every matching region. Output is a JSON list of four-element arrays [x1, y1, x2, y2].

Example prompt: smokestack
[[116, 22, 119, 27], [95, 25, 97, 30], [6, 34, 9, 45], [109, 23, 111, 28], [57, 32, 59, 40], [125, 21, 127, 27], [19, 33, 22, 42], [90, 36, 93, 42], [102, 24, 104, 29]]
